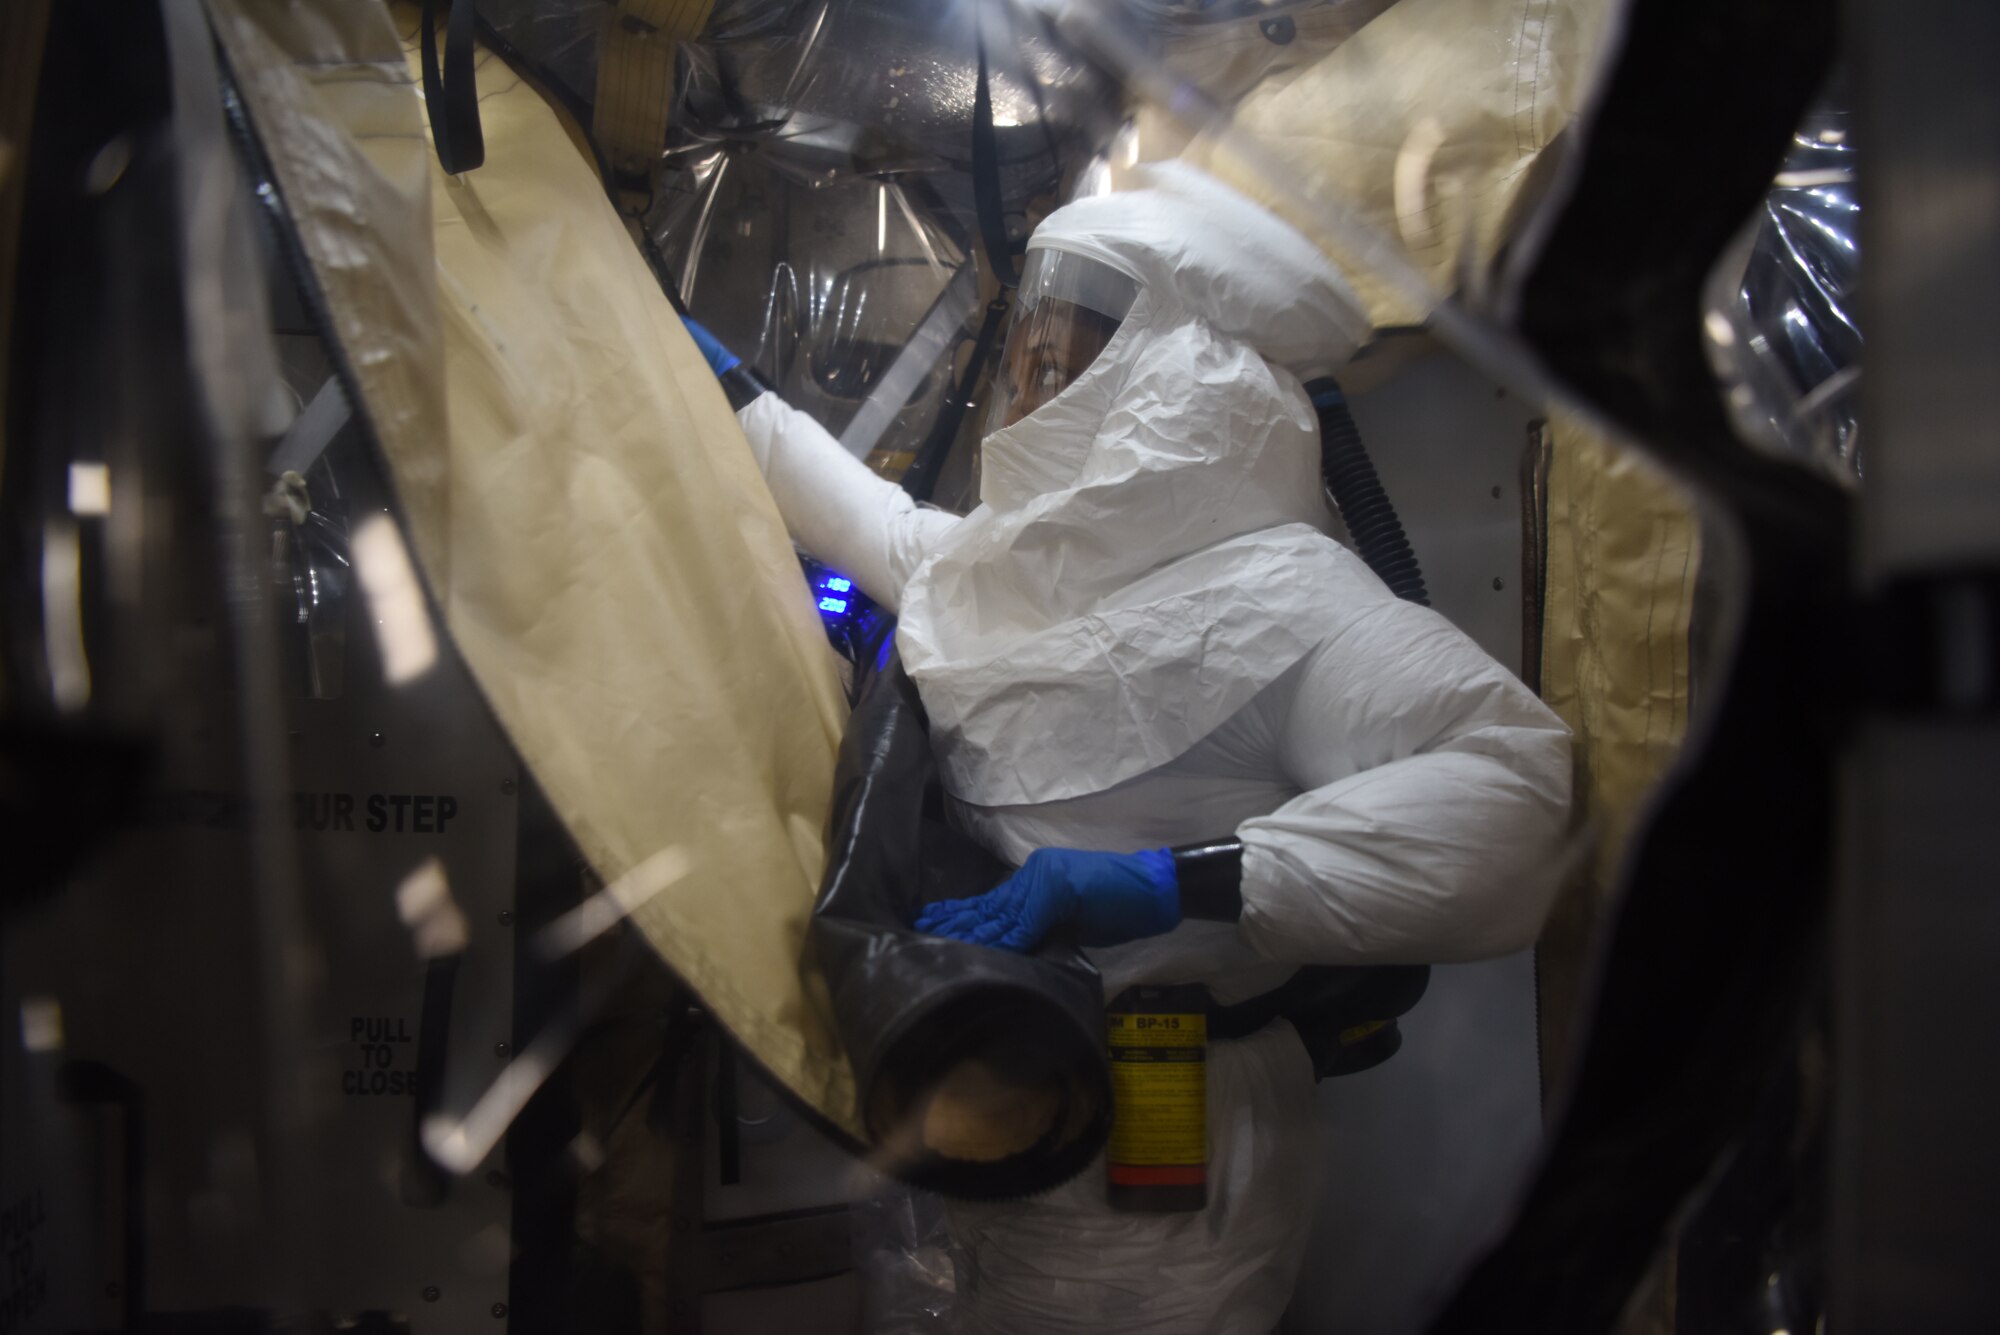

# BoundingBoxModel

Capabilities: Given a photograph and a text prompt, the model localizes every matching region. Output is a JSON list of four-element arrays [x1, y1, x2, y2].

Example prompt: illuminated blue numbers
[[811, 565, 865, 630]]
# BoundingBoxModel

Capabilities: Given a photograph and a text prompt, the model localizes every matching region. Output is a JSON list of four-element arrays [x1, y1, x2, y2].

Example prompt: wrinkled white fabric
[[730, 160, 1571, 1333], [955, 558, 1574, 979], [947, 1023, 1321, 1335]]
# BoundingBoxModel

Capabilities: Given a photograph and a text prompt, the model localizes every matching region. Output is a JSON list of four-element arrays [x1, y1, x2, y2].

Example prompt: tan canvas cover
[[1533, 415, 1701, 1091], [1184, 0, 1620, 327], [205, 0, 858, 1131]]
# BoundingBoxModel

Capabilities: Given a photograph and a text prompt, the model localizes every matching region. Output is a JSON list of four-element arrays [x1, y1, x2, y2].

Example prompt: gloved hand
[[913, 847, 1180, 953], [679, 315, 740, 376]]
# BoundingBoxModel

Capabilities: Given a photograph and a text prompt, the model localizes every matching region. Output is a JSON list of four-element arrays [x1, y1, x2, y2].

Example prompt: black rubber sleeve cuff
[[721, 364, 773, 412], [1172, 838, 1244, 922]]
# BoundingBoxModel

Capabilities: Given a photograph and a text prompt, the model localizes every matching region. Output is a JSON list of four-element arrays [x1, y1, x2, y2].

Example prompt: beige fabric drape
[[206, 0, 858, 1133], [1534, 415, 1701, 1092], [1185, 0, 1619, 326]]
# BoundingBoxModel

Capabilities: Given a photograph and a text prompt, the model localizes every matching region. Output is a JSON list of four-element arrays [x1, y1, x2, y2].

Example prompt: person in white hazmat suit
[[684, 160, 1572, 1333]]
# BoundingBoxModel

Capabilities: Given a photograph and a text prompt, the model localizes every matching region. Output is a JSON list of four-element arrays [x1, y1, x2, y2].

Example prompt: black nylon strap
[[420, 0, 485, 175], [719, 363, 773, 413], [972, 33, 1019, 289], [1172, 838, 1245, 922]]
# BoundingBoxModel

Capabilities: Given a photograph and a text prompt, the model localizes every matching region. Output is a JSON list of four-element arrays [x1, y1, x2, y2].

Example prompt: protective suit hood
[[1025, 160, 1370, 378], [897, 163, 1376, 807]]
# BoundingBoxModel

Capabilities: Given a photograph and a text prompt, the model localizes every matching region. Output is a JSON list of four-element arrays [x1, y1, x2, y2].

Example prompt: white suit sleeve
[[1235, 602, 1574, 965], [735, 392, 958, 612]]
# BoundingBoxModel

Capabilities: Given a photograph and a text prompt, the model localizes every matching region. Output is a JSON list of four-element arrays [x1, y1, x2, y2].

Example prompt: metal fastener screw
[[369, 732, 385, 748], [500, 777, 517, 796], [422, 1286, 441, 1303], [1492, 577, 1506, 591], [497, 909, 515, 927], [1490, 485, 1503, 499], [494, 1041, 511, 1059], [491, 1302, 508, 1319]]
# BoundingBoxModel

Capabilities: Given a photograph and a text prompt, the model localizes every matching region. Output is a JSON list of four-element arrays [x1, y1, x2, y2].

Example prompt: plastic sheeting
[[1705, 92, 1860, 478], [652, 148, 977, 470], [641, 0, 1120, 480], [208, 0, 864, 1132]]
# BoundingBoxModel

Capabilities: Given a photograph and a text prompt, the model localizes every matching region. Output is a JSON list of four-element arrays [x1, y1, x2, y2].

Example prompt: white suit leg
[[945, 1023, 1319, 1335]]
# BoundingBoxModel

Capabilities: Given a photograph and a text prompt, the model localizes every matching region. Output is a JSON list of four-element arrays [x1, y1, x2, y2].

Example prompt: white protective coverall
[[733, 161, 1573, 1333]]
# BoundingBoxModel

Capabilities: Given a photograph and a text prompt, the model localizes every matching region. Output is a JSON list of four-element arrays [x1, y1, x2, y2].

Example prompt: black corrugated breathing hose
[[1307, 376, 1431, 607]]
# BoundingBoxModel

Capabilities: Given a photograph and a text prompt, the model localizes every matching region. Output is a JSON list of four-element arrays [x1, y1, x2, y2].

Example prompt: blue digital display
[[806, 559, 871, 643]]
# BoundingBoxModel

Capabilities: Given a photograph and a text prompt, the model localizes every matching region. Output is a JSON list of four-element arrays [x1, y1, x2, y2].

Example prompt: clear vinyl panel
[[645, 0, 1122, 488], [1705, 87, 1861, 479]]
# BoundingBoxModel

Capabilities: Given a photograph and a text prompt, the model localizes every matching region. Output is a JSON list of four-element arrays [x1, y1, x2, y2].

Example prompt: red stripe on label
[[1107, 1164, 1207, 1187]]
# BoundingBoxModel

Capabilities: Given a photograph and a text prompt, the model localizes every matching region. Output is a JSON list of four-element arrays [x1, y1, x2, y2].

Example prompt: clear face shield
[[985, 247, 1142, 432]]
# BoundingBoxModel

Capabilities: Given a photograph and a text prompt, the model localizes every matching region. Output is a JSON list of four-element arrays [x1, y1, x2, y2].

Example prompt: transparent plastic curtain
[[650, 148, 975, 474], [1704, 87, 1860, 479], [645, 0, 1121, 478], [477, 0, 614, 115]]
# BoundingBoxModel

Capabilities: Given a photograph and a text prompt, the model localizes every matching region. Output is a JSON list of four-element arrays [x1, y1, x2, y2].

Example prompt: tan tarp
[[593, 0, 717, 211], [205, 0, 858, 1132], [1534, 414, 1701, 1092], [1184, 0, 1619, 326], [1536, 417, 1703, 1335]]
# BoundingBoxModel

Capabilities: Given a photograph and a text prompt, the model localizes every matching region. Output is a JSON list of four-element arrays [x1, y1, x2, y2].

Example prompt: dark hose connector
[[1308, 377, 1431, 607]]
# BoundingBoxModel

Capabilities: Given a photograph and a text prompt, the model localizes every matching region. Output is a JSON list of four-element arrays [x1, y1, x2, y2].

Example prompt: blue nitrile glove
[[913, 847, 1180, 953], [680, 315, 740, 375]]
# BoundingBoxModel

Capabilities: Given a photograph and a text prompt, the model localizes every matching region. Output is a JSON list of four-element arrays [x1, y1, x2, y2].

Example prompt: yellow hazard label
[[1106, 1011, 1207, 1166]]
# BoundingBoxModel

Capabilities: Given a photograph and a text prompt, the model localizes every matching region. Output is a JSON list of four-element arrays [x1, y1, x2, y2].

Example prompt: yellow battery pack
[[1105, 984, 1208, 1212]]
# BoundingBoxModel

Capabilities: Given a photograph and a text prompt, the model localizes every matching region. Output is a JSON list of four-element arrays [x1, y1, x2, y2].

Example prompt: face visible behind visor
[[986, 248, 1141, 432]]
